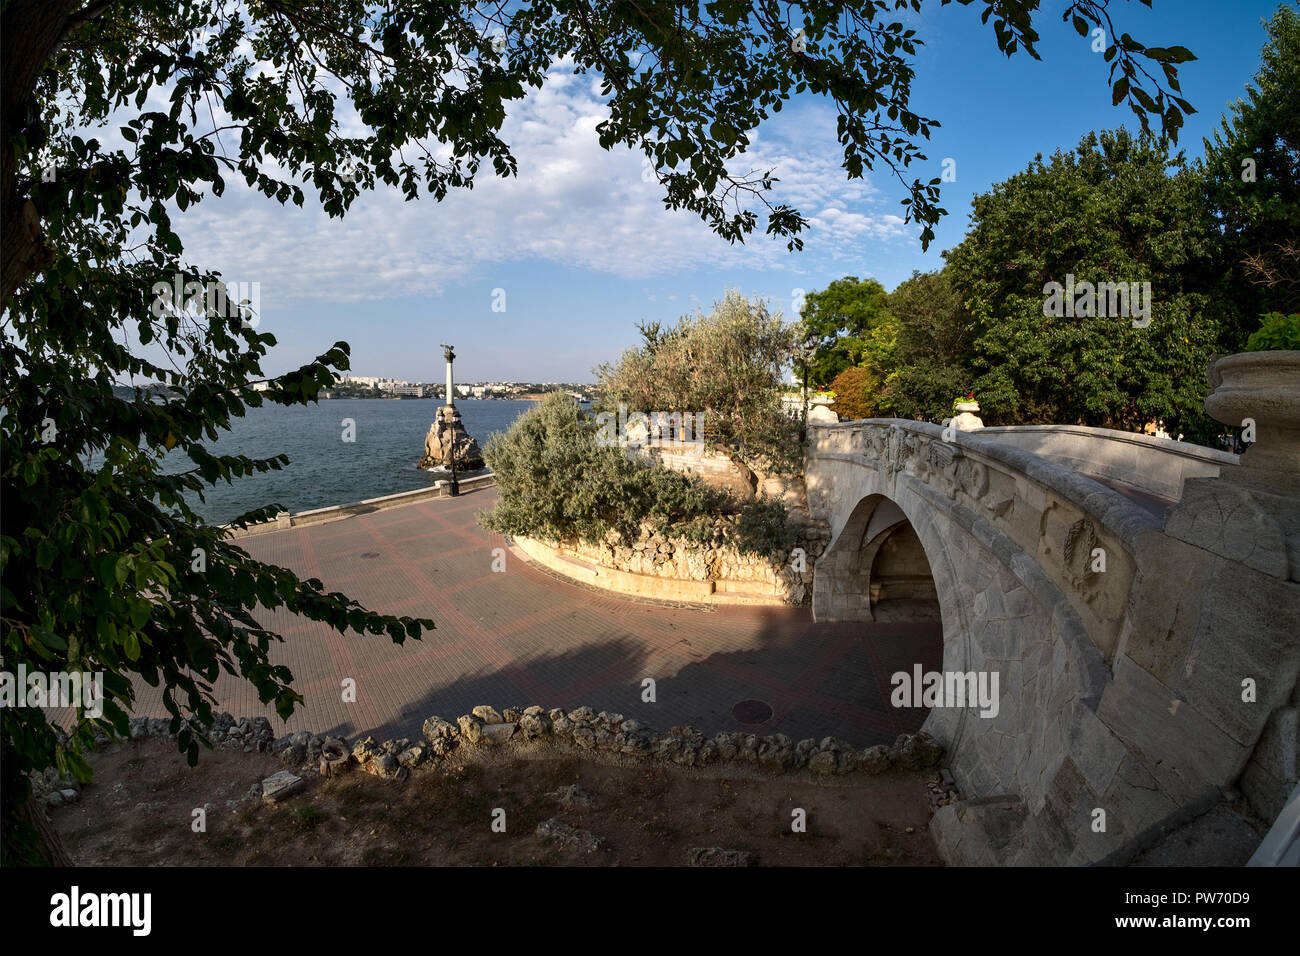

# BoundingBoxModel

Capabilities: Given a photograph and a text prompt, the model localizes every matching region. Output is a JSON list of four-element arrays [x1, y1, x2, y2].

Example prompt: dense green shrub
[[826, 366, 876, 420], [733, 497, 797, 555], [1244, 312, 1300, 351], [479, 393, 791, 556]]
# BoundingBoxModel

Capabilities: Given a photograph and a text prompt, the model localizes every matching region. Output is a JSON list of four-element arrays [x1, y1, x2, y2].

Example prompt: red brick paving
[[91, 487, 943, 746]]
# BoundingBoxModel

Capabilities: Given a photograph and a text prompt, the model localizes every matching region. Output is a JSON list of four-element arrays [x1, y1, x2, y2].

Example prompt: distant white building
[[456, 384, 471, 397]]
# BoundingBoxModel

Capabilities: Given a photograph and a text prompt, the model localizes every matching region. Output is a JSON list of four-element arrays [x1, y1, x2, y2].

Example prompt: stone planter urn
[[1205, 350, 1300, 485], [950, 400, 984, 431], [806, 393, 838, 424]]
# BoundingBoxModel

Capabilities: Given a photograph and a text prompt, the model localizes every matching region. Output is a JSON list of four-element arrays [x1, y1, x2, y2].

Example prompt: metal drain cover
[[732, 699, 773, 724]]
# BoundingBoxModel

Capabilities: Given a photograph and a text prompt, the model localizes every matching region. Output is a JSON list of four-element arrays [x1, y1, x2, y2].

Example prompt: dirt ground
[[52, 738, 945, 866]]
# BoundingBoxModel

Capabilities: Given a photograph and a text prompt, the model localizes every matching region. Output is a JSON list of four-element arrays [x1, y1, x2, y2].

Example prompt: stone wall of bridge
[[805, 419, 1300, 865]]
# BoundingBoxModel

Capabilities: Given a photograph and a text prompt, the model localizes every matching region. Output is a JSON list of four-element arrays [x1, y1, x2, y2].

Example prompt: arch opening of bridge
[[813, 493, 943, 626]]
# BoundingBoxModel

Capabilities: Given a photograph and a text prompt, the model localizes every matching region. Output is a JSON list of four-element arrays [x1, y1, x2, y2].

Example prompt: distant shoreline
[[316, 393, 579, 402]]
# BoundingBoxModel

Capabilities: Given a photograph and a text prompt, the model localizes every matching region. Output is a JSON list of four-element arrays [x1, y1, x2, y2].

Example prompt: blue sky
[[171, 0, 1287, 383]]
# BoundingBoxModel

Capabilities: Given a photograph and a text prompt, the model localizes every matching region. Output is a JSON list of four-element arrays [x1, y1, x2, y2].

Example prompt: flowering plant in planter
[[952, 391, 976, 411], [1244, 312, 1300, 351]]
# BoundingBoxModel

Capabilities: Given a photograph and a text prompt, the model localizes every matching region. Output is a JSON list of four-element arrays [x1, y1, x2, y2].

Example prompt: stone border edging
[[511, 536, 786, 606], [346, 705, 945, 779], [222, 472, 496, 538], [57, 708, 944, 785]]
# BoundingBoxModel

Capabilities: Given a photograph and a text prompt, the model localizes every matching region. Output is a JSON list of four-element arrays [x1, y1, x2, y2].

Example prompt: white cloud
[[173, 66, 917, 304]]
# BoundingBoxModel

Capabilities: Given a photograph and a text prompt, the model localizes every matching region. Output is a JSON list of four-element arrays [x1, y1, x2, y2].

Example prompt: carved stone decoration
[[884, 425, 917, 477], [1063, 517, 1100, 588], [955, 457, 989, 500], [863, 425, 889, 465], [918, 439, 988, 502]]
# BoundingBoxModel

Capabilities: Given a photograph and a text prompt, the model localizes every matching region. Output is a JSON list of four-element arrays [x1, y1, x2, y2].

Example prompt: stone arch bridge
[[805, 418, 1300, 865]]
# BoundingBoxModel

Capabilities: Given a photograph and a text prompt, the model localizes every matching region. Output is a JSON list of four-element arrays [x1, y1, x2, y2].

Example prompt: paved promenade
[[117, 487, 942, 746]]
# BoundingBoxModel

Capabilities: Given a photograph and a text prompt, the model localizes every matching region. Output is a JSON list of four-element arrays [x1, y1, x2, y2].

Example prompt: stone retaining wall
[[516, 516, 830, 606]]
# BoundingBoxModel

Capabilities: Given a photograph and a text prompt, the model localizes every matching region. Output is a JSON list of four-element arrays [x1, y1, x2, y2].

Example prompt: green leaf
[[1112, 76, 1130, 106], [129, 600, 152, 628]]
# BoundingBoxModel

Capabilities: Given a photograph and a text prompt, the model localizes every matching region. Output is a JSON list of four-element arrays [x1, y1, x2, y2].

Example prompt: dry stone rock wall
[[545, 515, 829, 605]]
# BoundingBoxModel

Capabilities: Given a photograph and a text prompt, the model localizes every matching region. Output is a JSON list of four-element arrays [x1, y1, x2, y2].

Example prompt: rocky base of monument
[[418, 405, 484, 471]]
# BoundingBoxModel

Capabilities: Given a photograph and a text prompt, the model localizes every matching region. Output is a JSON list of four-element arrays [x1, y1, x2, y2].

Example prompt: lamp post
[[794, 324, 817, 445]]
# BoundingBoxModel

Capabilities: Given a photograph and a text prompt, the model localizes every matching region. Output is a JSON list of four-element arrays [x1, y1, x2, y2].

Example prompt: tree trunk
[[1, 0, 82, 303], [723, 449, 760, 498], [25, 796, 75, 865]]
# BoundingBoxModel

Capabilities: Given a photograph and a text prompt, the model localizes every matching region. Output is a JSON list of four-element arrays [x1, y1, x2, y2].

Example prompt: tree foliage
[[797, 276, 893, 386], [1245, 311, 1300, 351], [595, 291, 799, 491], [1202, 3, 1300, 317], [877, 269, 972, 421], [479, 392, 790, 551], [942, 128, 1229, 434], [826, 366, 876, 420]]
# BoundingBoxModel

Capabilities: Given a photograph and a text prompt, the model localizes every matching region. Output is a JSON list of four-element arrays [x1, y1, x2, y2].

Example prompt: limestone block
[[1098, 657, 1245, 803], [1241, 705, 1299, 821], [1098, 753, 1182, 845], [1173, 554, 1300, 745], [1165, 479, 1290, 579], [422, 716, 458, 743], [469, 722, 510, 746], [1066, 707, 1129, 796], [261, 770, 304, 803]]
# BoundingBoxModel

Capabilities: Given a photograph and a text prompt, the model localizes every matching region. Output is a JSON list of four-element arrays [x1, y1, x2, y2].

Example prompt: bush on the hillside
[[479, 393, 791, 555], [1244, 312, 1300, 351], [733, 497, 797, 555], [827, 366, 877, 420]]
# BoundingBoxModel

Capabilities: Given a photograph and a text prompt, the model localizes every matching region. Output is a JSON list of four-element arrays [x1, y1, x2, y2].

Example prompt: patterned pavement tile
[[61, 485, 942, 747]]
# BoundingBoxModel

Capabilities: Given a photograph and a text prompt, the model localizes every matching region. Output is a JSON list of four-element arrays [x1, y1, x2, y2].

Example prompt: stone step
[[714, 579, 776, 595]]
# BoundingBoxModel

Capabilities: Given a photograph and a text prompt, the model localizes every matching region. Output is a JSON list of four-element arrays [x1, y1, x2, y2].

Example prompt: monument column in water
[[417, 343, 484, 474]]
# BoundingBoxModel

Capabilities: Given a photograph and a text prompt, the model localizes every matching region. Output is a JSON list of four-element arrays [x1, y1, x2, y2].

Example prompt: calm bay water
[[176, 398, 533, 525]]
